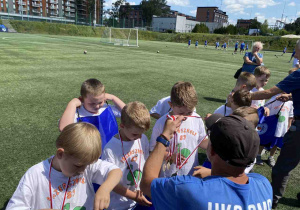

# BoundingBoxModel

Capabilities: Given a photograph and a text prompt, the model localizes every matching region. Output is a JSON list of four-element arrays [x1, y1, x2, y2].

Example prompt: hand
[[162, 115, 185, 140], [264, 107, 270, 117], [171, 153, 186, 165], [193, 166, 211, 178], [253, 51, 258, 55], [69, 98, 82, 108], [134, 190, 152, 207], [104, 93, 114, 101], [94, 187, 110, 210], [276, 94, 292, 102]]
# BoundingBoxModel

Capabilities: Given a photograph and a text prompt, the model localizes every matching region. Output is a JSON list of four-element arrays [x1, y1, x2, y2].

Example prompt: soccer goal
[[228, 39, 253, 50], [100, 27, 139, 47]]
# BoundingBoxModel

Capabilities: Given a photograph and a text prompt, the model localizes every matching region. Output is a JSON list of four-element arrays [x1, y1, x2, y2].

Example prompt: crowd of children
[[6, 44, 297, 210]]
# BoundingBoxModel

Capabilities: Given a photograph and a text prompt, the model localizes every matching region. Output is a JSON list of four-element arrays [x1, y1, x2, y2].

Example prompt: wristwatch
[[156, 135, 170, 147]]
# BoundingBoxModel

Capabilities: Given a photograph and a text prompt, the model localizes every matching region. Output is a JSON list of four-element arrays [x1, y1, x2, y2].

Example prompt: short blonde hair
[[56, 122, 102, 165], [80, 79, 105, 98], [232, 107, 259, 127], [121, 101, 151, 131], [236, 72, 256, 91], [252, 41, 263, 51], [170, 81, 198, 110], [254, 66, 271, 78]]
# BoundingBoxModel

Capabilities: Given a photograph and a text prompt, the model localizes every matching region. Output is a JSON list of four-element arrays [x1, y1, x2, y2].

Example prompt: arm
[[251, 86, 283, 100], [244, 55, 258, 65], [253, 52, 263, 65], [94, 168, 122, 210], [141, 116, 184, 198], [193, 166, 211, 178], [58, 98, 82, 132], [113, 184, 152, 206], [105, 93, 125, 112], [150, 113, 161, 119]]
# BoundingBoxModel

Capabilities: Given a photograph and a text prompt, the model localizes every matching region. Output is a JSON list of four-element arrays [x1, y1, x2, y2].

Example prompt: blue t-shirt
[[292, 49, 296, 56], [205, 41, 207, 45], [283, 47, 287, 53], [242, 52, 264, 74], [276, 69, 300, 116], [246, 44, 249, 50], [151, 173, 272, 210], [235, 42, 239, 48], [240, 43, 245, 49], [224, 43, 227, 47], [195, 41, 198, 46], [188, 40, 191, 45]]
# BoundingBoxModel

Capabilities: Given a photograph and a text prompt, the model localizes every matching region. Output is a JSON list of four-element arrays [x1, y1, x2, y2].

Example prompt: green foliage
[[260, 20, 269, 36], [140, 0, 170, 26], [0, 20, 2, 25], [250, 17, 262, 29], [214, 25, 237, 35], [192, 23, 209, 33]]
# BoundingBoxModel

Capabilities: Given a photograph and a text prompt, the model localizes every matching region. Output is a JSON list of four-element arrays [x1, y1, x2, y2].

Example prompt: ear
[[56, 148, 65, 160], [120, 123, 125, 129]]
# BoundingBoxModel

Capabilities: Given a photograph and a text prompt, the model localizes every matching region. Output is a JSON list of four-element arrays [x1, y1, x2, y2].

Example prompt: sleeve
[[109, 105, 121, 118], [90, 160, 119, 185], [198, 119, 207, 144], [102, 146, 117, 165], [142, 135, 150, 160], [213, 105, 224, 115], [276, 71, 300, 94], [289, 103, 294, 118], [244, 52, 249, 58], [151, 177, 179, 209], [150, 120, 164, 151], [149, 98, 165, 115], [6, 173, 35, 210]]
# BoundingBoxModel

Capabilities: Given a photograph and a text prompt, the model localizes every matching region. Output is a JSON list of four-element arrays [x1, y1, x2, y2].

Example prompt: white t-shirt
[[6, 158, 118, 210], [266, 95, 294, 137], [293, 58, 299, 68], [214, 104, 233, 116], [102, 135, 149, 210], [251, 87, 265, 108], [150, 112, 207, 177], [149, 96, 171, 116], [74, 104, 121, 123]]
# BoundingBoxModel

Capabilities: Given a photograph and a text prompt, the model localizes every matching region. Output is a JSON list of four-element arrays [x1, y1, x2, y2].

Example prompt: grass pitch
[[0, 33, 299, 209]]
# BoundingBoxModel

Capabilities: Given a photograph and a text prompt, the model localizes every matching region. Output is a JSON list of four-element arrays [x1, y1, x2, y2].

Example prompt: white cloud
[[224, 0, 280, 14], [297, 11, 300, 16], [167, 0, 190, 6], [104, 0, 135, 8], [128, 2, 136, 5], [288, 2, 296, 6], [190, 10, 197, 15], [228, 19, 236, 25]]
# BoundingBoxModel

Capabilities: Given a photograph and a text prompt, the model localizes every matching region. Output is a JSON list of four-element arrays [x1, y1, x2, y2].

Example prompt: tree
[[140, 0, 170, 26], [192, 24, 209, 33], [250, 17, 262, 29], [226, 24, 237, 34], [260, 20, 269, 35]]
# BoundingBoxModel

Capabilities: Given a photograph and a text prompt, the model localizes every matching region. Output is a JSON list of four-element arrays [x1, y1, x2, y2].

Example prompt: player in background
[[240, 41, 246, 55], [215, 41, 219, 50], [195, 40, 199, 49], [223, 42, 227, 51], [275, 46, 287, 58], [289, 49, 296, 63], [188, 39, 191, 48], [233, 41, 239, 54], [204, 40, 208, 48], [246, 44, 249, 52]]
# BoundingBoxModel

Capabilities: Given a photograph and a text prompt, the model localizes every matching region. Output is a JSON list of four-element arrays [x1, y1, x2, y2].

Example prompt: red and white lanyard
[[119, 132, 142, 190], [166, 115, 205, 169], [49, 158, 71, 210]]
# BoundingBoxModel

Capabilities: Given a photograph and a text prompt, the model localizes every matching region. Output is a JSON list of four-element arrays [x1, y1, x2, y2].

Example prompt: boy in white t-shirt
[[59, 78, 125, 132], [150, 81, 207, 177], [6, 123, 122, 210], [102, 102, 152, 210], [251, 66, 271, 108], [149, 96, 171, 119], [214, 90, 252, 116]]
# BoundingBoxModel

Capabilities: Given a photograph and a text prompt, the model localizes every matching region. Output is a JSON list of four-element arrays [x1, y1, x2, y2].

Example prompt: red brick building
[[237, 19, 254, 29], [196, 7, 228, 24]]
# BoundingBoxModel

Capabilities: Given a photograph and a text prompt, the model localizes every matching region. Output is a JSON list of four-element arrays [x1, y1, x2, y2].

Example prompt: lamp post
[[93, 0, 96, 28]]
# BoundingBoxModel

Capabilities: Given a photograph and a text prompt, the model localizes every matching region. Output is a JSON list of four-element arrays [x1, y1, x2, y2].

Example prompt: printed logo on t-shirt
[[127, 164, 142, 186]]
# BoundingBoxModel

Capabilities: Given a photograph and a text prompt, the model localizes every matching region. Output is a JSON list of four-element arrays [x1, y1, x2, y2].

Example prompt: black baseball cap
[[209, 115, 260, 167], [205, 114, 223, 130]]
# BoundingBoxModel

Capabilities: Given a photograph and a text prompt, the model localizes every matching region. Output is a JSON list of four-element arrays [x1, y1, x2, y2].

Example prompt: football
[[157, 51, 160, 53], [84, 50, 87, 54]]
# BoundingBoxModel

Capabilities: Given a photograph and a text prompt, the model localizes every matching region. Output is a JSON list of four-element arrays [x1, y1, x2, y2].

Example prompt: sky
[[104, 0, 300, 26]]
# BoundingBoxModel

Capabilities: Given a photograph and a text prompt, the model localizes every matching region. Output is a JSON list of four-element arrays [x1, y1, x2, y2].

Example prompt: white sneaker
[[268, 156, 276, 167]]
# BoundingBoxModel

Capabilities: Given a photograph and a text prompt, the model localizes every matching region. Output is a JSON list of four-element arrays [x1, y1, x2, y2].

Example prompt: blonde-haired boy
[[59, 78, 125, 132], [7, 123, 122, 210], [251, 66, 271, 108], [102, 102, 152, 209], [150, 81, 207, 177]]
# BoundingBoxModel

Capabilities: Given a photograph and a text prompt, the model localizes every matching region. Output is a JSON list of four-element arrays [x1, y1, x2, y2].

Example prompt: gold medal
[[167, 162, 171, 170], [163, 162, 167, 172]]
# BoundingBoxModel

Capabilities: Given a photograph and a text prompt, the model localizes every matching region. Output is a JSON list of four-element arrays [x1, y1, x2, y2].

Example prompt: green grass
[[0, 33, 299, 209]]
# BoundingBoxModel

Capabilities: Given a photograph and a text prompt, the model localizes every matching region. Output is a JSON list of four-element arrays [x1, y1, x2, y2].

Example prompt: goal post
[[228, 39, 253, 50], [100, 27, 139, 47]]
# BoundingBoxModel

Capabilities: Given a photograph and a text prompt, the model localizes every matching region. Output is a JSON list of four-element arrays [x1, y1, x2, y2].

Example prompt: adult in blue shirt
[[241, 41, 264, 74], [141, 115, 272, 210], [251, 40, 300, 209], [233, 41, 239, 54]]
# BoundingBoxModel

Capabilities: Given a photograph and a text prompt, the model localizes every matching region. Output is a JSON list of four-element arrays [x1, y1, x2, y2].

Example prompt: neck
[[83, 104, 98, 114], [119, 129, 130, 142], [211, 163, 248, 184], [51, 156, 62, 172]]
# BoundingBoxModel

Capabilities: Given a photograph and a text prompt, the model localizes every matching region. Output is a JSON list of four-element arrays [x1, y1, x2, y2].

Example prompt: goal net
[[100, 27, 139, 47], [228, 39, 253, 50]]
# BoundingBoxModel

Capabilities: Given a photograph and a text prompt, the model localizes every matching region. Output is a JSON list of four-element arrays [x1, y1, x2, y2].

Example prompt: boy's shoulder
[[103, 136, 121, 151]]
